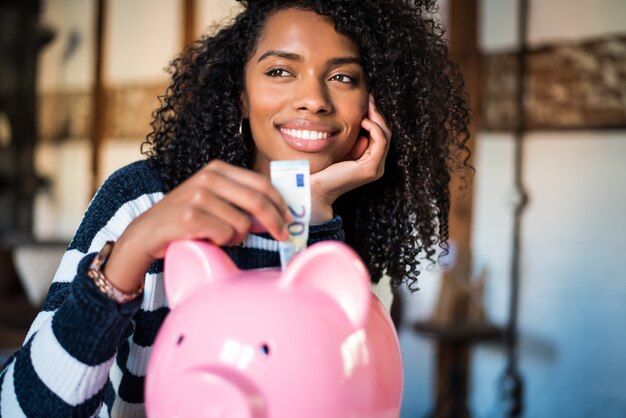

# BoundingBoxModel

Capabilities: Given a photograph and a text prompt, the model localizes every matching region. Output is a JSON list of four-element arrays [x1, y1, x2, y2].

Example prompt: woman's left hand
[[310, 94, 392, 224]]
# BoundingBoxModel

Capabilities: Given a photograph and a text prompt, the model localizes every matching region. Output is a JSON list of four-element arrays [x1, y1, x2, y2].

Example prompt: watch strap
[[87, 241, 143, 304]]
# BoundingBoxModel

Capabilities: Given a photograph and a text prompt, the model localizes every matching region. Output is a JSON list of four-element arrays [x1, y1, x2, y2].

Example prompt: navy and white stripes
[[0, 160, 344, 417]]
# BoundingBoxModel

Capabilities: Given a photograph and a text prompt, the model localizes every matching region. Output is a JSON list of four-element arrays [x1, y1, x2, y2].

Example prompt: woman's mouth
[[279, 128, 332, 140], [277, 126, 337, 152]]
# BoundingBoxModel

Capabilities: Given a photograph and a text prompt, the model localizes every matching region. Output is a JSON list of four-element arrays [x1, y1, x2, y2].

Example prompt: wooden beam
[[430, 0, 481, 417], [91, 0, 107, 195], [482, 35, 626, 131], [448, 0, 480, 253], [182, 0, 197, 48]]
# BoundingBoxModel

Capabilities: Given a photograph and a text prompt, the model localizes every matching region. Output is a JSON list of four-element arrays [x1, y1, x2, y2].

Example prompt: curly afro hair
[[143, 0, 471, 291]]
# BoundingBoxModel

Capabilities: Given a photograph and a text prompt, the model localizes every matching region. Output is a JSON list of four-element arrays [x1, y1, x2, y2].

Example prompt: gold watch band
[[87, 241, 143, 304]]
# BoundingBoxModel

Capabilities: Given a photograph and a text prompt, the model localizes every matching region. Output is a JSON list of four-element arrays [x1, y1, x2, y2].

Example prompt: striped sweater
[[0, 160, 345, 417]]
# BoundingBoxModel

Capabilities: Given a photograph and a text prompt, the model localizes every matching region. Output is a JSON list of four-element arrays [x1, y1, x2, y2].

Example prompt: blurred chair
[[0, 243, 65, 367]]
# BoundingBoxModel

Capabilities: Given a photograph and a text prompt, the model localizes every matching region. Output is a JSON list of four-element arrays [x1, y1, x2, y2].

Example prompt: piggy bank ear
[[164, 240, 239, 308], [280, 241, 371, 328]]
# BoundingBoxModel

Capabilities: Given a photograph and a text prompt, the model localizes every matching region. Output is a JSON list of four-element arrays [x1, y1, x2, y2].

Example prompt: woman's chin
[[305, 156, 336, 174], [253, 149, 338, 175]]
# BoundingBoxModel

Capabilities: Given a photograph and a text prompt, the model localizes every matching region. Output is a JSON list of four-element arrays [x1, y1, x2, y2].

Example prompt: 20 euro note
[[270, 160, 311, 269]]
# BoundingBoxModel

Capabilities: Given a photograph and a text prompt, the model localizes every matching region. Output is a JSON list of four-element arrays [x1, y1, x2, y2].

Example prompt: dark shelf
[[414, 321, 505, 344]]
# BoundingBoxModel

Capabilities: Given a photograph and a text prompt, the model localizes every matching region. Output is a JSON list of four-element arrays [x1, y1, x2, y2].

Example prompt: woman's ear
[[164, 240, 239, 308], [240, 91, 249, 119], [279, 241, 371, 328]]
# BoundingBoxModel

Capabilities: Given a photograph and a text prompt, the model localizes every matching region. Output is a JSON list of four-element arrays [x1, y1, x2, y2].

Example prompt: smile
[[279, 128, 333, 140], [276, 125, 337, 153]]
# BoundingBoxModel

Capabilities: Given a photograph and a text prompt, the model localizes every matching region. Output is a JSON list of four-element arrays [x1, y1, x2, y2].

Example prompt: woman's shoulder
[[94, 159, 164, 203], [67, 160, 165, 252], [92, 159, 166, 215], [104, 159, 163, 191]]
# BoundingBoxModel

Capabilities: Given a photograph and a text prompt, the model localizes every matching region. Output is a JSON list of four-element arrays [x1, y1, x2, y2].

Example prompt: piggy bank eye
[[259, 343, 271, 356], [177, 334, 185, 346]]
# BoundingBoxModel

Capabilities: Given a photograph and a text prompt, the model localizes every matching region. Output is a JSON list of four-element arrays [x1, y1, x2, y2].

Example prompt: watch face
[[98, 241, 115, 264]]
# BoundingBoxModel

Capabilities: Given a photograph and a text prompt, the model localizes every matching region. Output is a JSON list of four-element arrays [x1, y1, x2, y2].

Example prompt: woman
[[0, 0, 470, 416]]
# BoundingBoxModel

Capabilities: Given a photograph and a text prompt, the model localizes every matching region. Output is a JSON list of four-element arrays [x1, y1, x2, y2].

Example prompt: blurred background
[[0, 0, 624, 417]]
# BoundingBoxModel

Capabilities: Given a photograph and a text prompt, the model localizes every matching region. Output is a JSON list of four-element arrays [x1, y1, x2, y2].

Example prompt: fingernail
[[284, 209, 293, 223], [281, 226, 290, 241], [250, 216, 263, 232]]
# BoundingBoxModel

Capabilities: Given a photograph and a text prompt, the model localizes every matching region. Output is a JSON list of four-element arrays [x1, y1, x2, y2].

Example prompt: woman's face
[[242, 8, 369, 175]]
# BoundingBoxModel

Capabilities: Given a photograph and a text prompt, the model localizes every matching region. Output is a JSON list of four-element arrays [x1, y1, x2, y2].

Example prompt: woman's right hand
[[102, 160, 291, 294]]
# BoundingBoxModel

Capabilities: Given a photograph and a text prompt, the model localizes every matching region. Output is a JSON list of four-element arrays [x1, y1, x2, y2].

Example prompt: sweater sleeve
[[0, 161, 163, 418], [308, 215, 345, 244]]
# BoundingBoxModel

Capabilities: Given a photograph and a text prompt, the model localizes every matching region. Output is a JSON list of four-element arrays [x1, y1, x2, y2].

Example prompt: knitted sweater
[[0, 160, 345, 418]]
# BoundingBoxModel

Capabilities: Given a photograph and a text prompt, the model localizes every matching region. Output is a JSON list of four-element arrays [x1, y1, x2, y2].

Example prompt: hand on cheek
[[346, 134, 370, 161], [310, 94, 392, 224]]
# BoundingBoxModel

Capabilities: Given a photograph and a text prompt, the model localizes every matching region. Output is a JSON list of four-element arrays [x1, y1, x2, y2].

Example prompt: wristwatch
[[87, 241, 144, 304]]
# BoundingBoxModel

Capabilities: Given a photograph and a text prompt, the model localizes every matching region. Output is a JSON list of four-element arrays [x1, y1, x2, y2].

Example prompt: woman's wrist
[[102, 226, 153, 295], [310, 200, 334, 225], [88, 242, 144, 303], [310, 179, 337, 225]]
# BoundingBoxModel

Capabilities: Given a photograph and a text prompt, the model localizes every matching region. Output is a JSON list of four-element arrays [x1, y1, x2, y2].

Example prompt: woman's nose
[[292, 76, 332, 114]]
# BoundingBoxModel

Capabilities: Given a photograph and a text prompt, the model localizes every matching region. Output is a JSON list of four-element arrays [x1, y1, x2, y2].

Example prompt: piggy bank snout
[[173, 368, 266, 418]]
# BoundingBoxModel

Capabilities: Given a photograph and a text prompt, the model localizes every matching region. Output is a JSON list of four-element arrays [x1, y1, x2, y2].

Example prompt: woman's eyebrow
[[257, 50, 302, 62], [327, 57, 362, 66], [257, 50, 362, 66]]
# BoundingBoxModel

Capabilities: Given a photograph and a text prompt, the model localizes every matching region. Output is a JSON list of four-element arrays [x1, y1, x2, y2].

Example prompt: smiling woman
[[0, 0, 471, 416], [243, 9, 370, 177], [242, 9, 384, 224]]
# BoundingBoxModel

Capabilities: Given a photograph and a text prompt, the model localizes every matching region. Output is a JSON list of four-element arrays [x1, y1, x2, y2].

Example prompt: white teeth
[[280, 128, 331, 140]]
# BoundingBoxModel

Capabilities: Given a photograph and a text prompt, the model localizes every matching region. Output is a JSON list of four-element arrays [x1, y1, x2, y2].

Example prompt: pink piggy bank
[[145, 240, 403, 418]]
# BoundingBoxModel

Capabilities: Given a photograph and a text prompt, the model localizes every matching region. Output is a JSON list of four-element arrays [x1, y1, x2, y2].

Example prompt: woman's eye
[[330, 74, 355, 84], [266, 68, 291, 78]]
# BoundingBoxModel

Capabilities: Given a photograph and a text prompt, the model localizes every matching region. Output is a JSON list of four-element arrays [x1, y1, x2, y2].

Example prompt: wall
[[196, 0, 242, 35], [106, 0, 179, 85], [98, 0, 181, 186], [34, 0, 95, 240], [33, 0, 233, 240], [470, 0, 626, 417]]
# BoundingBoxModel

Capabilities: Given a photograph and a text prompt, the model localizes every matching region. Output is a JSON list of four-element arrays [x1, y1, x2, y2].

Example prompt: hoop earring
[[240, 119, 253, 152]]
